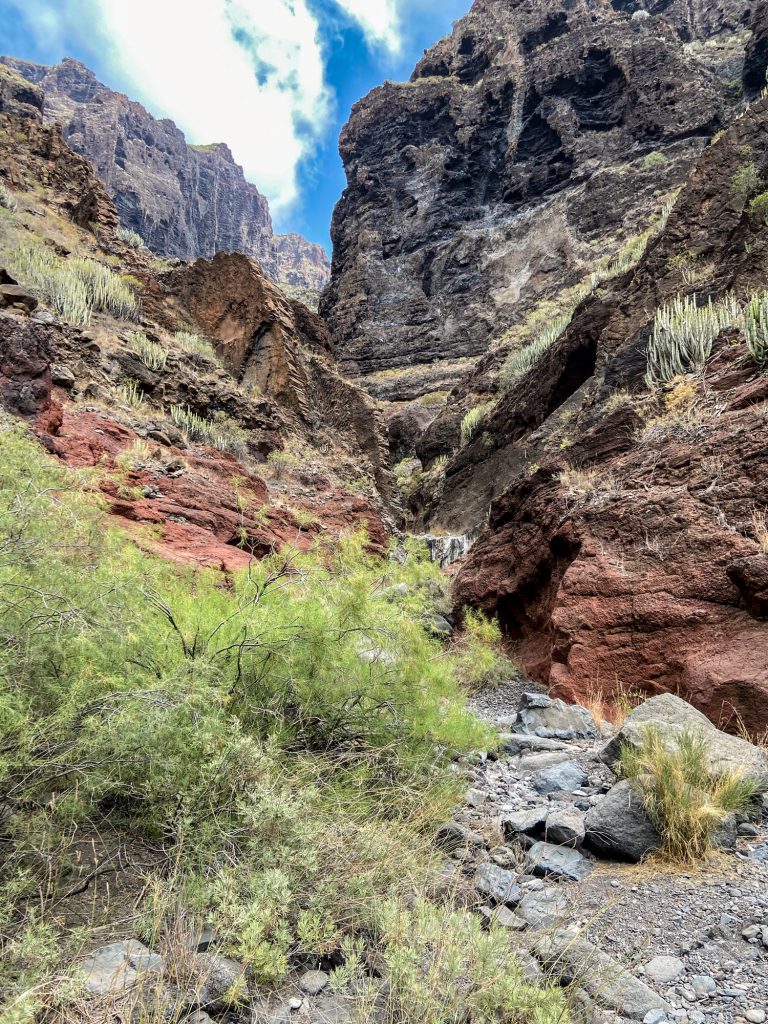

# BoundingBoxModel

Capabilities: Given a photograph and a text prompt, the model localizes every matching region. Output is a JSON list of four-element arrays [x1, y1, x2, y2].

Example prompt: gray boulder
[[436, 822, 486, 853], [498, 734, 571, 756], [532, 760, 588, 794], [526, 841, 592, 881], [545, 806, 586, 847], [300, 970, 330, 995], [474, 863, 522, 907], [584, 780, 660, 862], [600, 694, 768, 791], [79, 940, 163, 997], [515, 692, 598, 741], [535, 927, 672, 1020], [517, 887, 569, 930], [502, 807, 548, 838], [186, 953, 245, 1008]]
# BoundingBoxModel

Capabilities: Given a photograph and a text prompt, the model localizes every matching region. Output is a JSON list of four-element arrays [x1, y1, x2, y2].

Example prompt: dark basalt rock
[[322, 0, 750, 400], [0, 57, 329, 291]]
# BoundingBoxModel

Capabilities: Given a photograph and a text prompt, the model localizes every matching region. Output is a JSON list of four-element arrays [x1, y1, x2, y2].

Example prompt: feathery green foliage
[[128, 330, 168, 371], [460, 403, 490, 445], [500, 314, 571, 390], [7, 244, 139, 326], [0, 426, 511, 1019], [748, 190, 768, 225], [643, 151, 668, 171], [731, 161, 762, 202], [0, 180, 17, 211], [117, 225, 148, 250], [745, 291, 768, 367], [338, 898, 568, 1024], [620, 726, 759, 863], [170, 404, 249, 457], [645, 294, 742, 386], [175, 329, 217, 361], [453, 610, 520, 692]]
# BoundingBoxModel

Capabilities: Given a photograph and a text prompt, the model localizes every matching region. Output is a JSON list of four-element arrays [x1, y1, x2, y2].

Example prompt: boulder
[[473, 863, 522, 907], [185, 952, 245, 1008], [502, 807, 548, 838], [515, 692, 599, 741], [299, 970, 330, 995], [600, 694, 768, 791], [644, 955, 684, 985], [516, 887, 569, 930], [499, 734, 571, 756], [584, 780, 660, 862], [79, 939, 163, 997], [535, 927, 673, 1020], [436, 822, 486, 853], [526, 841, 592, 882], [531, 760, 588, 795], [545, 806, 586, 847]]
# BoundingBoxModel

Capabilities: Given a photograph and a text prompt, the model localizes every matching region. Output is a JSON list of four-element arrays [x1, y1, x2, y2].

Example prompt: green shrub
[[748, 190, 768, 225], [0, 425, 491, 1013], [128, 330, 167, 371], [731, 161, 762, 202], [267, 448, 300, 478], [175, 329, 217, 361], [643, 151, 668, 171], [745, 291, 768, 367], [645, 294, 742, 385], [170, 404, 249, 457], [7, 244, 139, 326], [454, 610, 519, 692], [460, 403, 492, 445], [620, 726, 759, 863], [117, 225, 148, 250], [338, 897, 568, 1024], [0, 180, 17, 211], [500, 314, 571, 390], [121, 377, 145, 408]]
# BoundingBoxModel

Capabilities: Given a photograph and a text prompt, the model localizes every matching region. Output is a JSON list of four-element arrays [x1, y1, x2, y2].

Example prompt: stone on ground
[[526, 840, 592, 881], [531, 759, 587, 794], [299, 970, 330, 995], [515, 692, 599, 741], [644, 955, 684, 984], [79, 939, 163, 996], [584, 780, 661, 862], [473, 863, 522, 906], [545, 806, 585, 847], [535, 927, 672, 1020]]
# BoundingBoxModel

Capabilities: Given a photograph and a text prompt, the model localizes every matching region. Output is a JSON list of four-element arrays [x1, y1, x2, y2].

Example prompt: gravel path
[[456, 684, 768, 1024]]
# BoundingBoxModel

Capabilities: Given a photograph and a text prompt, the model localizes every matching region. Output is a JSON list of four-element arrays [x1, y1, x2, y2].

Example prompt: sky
[[0, 0, 472, 251]]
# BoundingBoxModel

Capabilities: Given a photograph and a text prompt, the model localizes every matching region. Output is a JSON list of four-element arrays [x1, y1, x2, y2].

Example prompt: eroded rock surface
[[323, 0, 750, 400]]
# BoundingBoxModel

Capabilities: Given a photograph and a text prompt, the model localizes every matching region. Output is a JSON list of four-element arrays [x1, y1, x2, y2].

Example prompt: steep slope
[[1, 57, 329, 292], [452, 86, 768, 733], [323, 0, 752, 403], [0, 68, 394, 570]]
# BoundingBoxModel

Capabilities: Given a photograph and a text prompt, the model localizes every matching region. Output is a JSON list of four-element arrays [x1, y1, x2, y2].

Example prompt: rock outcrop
[[323, 0, 752, 402], [1, 57, 329, 291], [452, 91, 768, 733]]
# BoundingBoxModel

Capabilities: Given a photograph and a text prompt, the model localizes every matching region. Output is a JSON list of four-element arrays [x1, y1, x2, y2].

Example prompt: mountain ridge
[[1, 56, 330, 292]]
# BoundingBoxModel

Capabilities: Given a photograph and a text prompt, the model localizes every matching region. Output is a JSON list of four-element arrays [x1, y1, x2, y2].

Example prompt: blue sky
[[1, 0, 471, 251]]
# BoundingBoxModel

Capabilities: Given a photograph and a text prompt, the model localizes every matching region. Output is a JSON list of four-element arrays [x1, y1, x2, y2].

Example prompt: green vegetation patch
[[0, 426, 540, 1021]]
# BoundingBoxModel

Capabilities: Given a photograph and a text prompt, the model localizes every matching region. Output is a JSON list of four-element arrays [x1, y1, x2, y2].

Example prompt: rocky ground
[[447, 682, 768, 1024]]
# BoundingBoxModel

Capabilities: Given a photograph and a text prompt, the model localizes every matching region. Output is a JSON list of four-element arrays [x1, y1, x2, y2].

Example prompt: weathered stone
[[644, 955, 684, 985], [436, 821, 486, 853], [535, 927, 673, 1020], [2, 57, 329, 290], [502, 807, 548, 838], [545, 806, 586, 848], [498, 734, 571, 756], [531, 760, 588, 795], [526, 840, 592, 881], [299, 970, 330, 996], [473, 863, 522, 907], [79, 940, 163, 997], [584, 780, 661, 863], [516, 887, 569, 930], [516, 694, 598, 742]]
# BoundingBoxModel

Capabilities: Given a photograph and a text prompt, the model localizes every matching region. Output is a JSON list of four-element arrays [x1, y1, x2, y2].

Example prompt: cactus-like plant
[[745, 291, 768, 368], [646, 294, 741, 386]]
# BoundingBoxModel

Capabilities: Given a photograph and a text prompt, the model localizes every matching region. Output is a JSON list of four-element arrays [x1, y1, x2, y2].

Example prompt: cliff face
[[322, 0, 752, 400], [451, 82, 768, 733], [1, 57, 330, 291]]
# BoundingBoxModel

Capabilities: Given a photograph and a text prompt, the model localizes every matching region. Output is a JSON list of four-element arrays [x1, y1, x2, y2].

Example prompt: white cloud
[[5, 0, 422, 213], [332, 0, 403, 53]]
